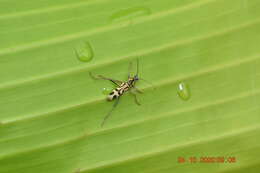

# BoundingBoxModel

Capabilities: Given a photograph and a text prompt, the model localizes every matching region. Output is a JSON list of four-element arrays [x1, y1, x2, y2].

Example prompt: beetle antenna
[[136, 58, 139, 76]]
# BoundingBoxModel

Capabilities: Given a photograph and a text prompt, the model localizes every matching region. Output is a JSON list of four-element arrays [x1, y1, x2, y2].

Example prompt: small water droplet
[[102, 87, 113, 95], [109, 7, 151, 23], [177, 82, 190, 101], [75, 42, 94, 62]]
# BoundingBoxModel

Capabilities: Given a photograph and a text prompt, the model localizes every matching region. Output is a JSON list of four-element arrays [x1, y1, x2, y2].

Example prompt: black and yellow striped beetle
[[90, 59, 151, 126]]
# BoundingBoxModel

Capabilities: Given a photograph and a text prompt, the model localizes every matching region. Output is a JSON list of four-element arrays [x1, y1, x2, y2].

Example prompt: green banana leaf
[[0, 0, 260, 172]]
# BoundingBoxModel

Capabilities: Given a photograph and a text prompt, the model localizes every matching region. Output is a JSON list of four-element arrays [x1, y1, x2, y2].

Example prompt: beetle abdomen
[[107, 89, 120, 101]]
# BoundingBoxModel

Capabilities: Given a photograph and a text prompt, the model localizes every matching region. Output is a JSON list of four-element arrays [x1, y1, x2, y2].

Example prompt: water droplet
[[75, 168, 81, 173], [177, 82, 190, 101], [109, 7, 151, 23], [102, 87, 113, 95], [75, 42, 94, 62]]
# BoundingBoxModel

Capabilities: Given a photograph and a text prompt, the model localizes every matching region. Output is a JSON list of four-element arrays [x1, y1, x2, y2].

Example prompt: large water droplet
[[75, 168, 81, 173], [177, 82, 190, 101], [109, 7, 151, 23], [75, 42, 94, 62]]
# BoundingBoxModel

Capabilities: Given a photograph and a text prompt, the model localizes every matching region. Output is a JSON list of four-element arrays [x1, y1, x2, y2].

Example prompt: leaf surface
[[0, 0, 260, 172]]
